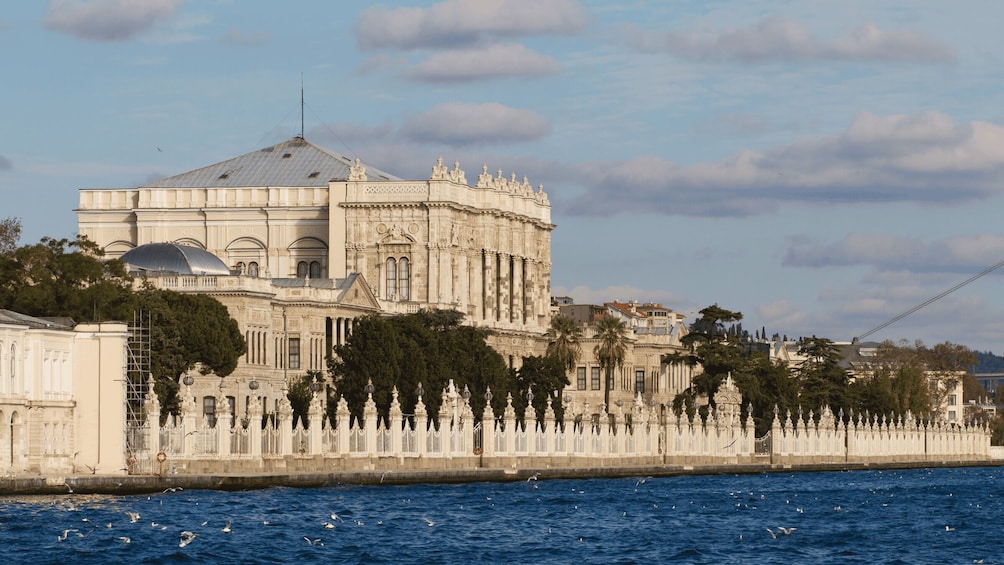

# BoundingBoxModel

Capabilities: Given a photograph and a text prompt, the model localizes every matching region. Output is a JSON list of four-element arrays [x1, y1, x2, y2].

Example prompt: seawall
[[5, 459, 1004, 496]]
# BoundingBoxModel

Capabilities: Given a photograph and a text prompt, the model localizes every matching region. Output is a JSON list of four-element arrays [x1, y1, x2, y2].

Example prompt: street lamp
[[416, 383, 424, 400], [462, 385, 472, 402], [485, 390, 493, 402], [365, 379, 375, 397]]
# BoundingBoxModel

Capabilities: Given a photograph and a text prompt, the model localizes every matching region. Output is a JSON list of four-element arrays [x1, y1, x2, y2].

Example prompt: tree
[[546, 315, 582, 375], [794, 336, 851, 418], [593, 314, 628, 408], [515, 355, 570, 422], [329, 309, 512, 425], [288, 370, 324, 429], [0, 217, 21, 256], [674, 304, 745, 417], [135, 288, 247, 417]]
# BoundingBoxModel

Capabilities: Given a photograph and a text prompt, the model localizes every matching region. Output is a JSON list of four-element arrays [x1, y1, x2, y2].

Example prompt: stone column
[[363, 386, 377, 456], [182, 383, 197, 458], [308, 391, 323, 455], [543, 397, 555, 456], [526, 398, 537, 456], [504, 393, 516, 455], [249, 395, 263, 459], [439, 388, 452, 458], [483, 250, 495, 322], [389, 387, 403, 458], [415, 390, 428, 457], [277, 387, 293, 456], [482, 389, 496, 458], [145, 375, 161, 456], [216, 388, 231, 459], [336, 396, 350, 456]]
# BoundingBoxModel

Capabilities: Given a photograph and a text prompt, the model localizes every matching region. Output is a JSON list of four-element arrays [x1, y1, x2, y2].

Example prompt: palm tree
[[546, 315, 583, 376], [593, 314, 628, 408]]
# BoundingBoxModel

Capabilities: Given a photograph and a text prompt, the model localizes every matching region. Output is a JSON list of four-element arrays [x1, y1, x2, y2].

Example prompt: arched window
[[398, 257, 410, 300], [297, 261, 308, 278], [248, 262, 259, 277], [309, 261, 321, 279], [386, 258, 397, 299], [10, 343, 16, 393], [235, 262, 245, 274]]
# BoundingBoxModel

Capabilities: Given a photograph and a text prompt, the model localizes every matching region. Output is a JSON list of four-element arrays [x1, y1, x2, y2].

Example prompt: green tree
[[593, 314, 628, 408], [672, 304, 745, 419], [546, 315, 582, 375], [329, 309, 512, 426], [0, 217, 21, 256], [134, 288, 247, 417], [795, 336, 851, 418], [515, 354, 570, 422], [288, 370, 324, 429]]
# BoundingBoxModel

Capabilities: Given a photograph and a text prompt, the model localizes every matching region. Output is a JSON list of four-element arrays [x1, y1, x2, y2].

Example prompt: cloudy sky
[[4, 1, 1004, 353]]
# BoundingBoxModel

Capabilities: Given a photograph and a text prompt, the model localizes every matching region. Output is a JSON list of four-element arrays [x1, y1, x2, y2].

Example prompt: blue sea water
[[2, 466, 1002, 564]]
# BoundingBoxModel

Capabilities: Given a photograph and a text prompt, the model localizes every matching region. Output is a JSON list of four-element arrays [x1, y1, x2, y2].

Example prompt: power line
[[856, 258, 1004, 341]]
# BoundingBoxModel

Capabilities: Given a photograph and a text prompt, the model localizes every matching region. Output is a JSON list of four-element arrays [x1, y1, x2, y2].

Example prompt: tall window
[[227, 396, 236, 428], [386, 258, 397, 299], [398, 258, 410, 300], [203, 396, 217, 428], [235, 261, 245, 274], [635, 370, 646, 394], [288, 338, 301, 369], [591, 367, 600, 390], [248, 262, 259, 277], [577, 367, 587, 390], [309, 261, 321, 278], [297, 261, 308, 278]]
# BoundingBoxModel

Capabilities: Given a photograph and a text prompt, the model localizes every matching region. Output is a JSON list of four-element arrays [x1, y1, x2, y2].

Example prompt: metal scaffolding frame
[[126, 310, 152, 452]]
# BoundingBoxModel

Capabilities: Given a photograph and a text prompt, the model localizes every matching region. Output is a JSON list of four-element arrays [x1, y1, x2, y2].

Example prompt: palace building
[[76, 136, 555, 421]]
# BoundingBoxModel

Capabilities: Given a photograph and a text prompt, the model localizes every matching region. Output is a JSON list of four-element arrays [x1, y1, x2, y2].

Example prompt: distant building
[[556, 301, 692, 414]]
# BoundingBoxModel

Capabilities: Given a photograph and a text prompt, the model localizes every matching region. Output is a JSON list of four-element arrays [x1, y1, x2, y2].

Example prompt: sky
[[4, 1, 1004, 354]]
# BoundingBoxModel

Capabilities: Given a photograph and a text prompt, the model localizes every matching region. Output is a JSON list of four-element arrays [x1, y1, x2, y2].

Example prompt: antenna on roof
[[300, 73, 305, 139]]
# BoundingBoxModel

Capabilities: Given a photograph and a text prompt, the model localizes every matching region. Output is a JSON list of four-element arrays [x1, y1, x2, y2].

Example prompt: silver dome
[[119, 242, 231, 276]]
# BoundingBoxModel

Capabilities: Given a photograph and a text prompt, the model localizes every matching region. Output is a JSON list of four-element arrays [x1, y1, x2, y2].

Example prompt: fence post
[[504, 393, 517, 455], [482, 389, 495, 457], [389, 387, 403, 457], [308, 391, 323, 455], [145, 375, 161, 457], [544, 397, 555, 456], [364, 385, 378, 456], [249, 396, 263, 459], [182, 382, 198, 458], [415, 389, 428, 457], [336, 396, 350, 456], [277, 386, 293, 456]]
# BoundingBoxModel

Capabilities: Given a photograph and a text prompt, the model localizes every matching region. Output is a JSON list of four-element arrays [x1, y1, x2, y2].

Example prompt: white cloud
[[632, 16, 956, 64], [355, 0, 587, 50], [44, 0, 182, 42], [403, 43, 561, 83], [401, 102, 551, 146], [565, 111, 1004, 217], [783, 233, 1004, 272]]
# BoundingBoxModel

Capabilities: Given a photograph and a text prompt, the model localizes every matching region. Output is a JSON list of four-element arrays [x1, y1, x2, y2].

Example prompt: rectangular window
[[227, 396, 236, 428], [635, 370, 646, 394], [203, 396, 217, 428], [591, 367, 601, 390], [288, 338, 300, 369], [577, 367, 586, 390], [949, 394, 957, 406]]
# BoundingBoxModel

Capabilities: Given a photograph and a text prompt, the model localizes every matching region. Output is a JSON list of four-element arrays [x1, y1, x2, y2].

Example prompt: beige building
[[76, 136, 554, 423], [0, 310, 129, 476], [558, 301, 693, 414]]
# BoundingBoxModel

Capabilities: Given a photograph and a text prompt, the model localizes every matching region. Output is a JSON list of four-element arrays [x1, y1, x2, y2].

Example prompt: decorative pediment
[[337, 273, 381, 309]]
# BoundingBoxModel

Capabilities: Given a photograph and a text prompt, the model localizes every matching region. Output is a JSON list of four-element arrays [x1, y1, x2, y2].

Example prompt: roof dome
[[120, 242, 231, 276]]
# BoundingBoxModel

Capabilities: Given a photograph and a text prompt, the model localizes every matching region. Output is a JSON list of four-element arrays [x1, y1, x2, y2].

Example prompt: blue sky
[[5, 1, 1004, 354]]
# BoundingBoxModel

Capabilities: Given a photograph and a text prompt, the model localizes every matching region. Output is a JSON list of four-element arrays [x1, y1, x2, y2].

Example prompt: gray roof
[[142, 137, 399, 188], [0, 310, 74, 330], [120, 242, 231, 276]]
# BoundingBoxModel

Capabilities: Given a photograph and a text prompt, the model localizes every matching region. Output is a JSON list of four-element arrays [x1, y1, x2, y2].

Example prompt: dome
[[119, 242, 231, 276]]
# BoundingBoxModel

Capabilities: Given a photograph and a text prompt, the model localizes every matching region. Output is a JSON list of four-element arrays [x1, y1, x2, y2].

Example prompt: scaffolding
[[126, 310, 152, 452]]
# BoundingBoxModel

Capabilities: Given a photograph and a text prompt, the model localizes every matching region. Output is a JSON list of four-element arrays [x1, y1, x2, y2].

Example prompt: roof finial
[[300, 73, 305, 139]]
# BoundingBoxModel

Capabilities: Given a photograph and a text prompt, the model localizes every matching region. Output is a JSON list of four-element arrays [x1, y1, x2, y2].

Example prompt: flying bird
[[179, 530, 198, 548]]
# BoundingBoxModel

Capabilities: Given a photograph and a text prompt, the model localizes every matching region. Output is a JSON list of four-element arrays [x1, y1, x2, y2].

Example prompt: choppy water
[[2, 466, 1002, 564]]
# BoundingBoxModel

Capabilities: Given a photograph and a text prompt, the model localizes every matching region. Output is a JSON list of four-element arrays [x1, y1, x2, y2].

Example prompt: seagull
[[163, 487, 183, 493], [527, 473, 540, 482], [422, 517, 435, 527], [125, 511, 141, 523], [58, 529, 77, 541], [118, 536, 131, 544], [946, 525, 956, 532], [222, 520, 232, 533], [304, 537, 323, 546], [330, 513, 343, 522], [179, 530, 198, 548], [323, 522, 335, 529], [777, 527, 796, 535]]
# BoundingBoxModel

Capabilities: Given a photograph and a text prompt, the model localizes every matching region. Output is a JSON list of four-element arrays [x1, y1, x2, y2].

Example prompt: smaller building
[[0, 310, 129, 476]]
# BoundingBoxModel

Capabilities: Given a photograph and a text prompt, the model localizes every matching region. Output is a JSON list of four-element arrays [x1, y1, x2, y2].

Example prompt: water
[[2, 466, 1002, 564]]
